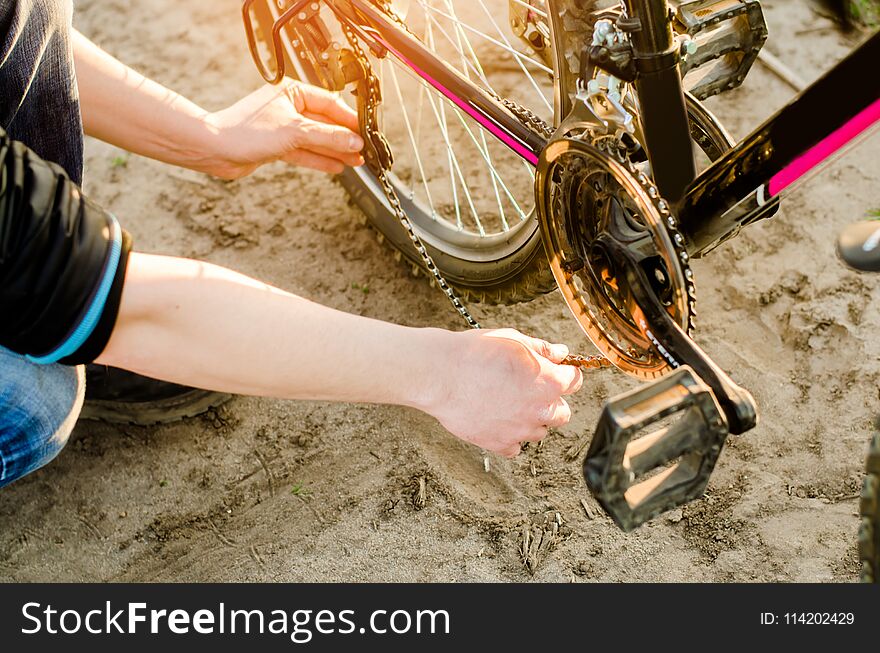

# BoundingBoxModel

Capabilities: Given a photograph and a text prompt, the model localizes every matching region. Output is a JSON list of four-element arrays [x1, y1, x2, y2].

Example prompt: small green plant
[[290, 482, 311, 497], [350, 282, 370, 294], [110, 154, 129, 168], [159, 479, 169, 488], [867, 208, 880, 219], [845, 0, 880, 28]]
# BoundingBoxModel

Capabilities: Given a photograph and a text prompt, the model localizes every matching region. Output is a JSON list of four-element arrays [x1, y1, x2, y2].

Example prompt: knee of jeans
[[0, 354, 84, 488]]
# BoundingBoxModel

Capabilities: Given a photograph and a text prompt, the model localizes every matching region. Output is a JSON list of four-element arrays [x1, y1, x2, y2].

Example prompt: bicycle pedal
[[675, 0, 768, 100], [583, 365, 730, 531]]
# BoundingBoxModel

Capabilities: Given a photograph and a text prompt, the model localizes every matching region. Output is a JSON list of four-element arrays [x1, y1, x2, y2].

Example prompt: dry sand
[[1, 0, 878, 582]]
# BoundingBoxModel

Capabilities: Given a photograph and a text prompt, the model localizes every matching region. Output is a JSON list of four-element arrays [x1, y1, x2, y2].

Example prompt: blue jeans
[[1, 0, 84, 487], [0, 348, 84, 488]]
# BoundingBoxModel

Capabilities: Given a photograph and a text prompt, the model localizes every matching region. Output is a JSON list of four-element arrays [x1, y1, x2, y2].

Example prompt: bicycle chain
[[342, 12, 611, 370], [500, 98, 554, 139], [592, 136, 699, 337]]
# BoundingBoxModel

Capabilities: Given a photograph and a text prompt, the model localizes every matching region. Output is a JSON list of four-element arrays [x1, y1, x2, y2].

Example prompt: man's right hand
[[422, 329, 584, 458]]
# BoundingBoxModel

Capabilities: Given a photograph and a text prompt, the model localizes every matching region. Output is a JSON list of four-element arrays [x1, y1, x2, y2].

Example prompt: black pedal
[[584, 366, 730, 532], [675, 0, 768, 100]]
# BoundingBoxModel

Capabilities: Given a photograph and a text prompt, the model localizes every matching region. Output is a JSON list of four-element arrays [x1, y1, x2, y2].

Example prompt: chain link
[[592, 136, 698, 337], [341, 14, 610, 371], [342, 22, 482, 329]]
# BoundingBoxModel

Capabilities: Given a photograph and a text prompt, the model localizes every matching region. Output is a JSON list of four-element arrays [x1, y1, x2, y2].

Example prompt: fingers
[[496, 399, 570, 459], [302, 110, 360, 133], [318, 150, 364, 168], [498, 426, 551, 457], [491, 328, 570, 364], [521, 426, 550, 443], [537, 397, 572, 428], [292, 116, 365, 156], [298, 113, 364, 167], [543, 341, 570, 364], [551, 363, 583, 395], [281, 149, 346, 175], [522, 336, 569, 363], [290, 81, 360, 132], [481, 328, 583, 394]]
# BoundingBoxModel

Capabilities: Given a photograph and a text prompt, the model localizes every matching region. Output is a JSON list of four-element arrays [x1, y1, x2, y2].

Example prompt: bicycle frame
[[243, 0, 880, 531], [244, 0, 880, 263], [677, 30, 880, 255]]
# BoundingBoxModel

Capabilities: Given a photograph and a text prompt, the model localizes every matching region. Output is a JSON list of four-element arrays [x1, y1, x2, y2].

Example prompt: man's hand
[[422, 329, 583, 457], [204, 79, 365, 178]]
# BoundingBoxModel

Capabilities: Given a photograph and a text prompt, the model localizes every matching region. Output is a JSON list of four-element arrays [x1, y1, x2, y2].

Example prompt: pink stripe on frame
[[375, 36, 541, 166], [769, 97, 880, 196]]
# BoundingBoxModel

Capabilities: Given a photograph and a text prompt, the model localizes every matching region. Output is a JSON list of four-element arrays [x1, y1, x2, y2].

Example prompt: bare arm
[[72, 30, 364, 177], [97, 253, 582, 456]]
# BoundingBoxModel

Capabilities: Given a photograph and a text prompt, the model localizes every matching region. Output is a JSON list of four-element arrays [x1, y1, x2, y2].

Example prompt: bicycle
[[241, 0, 879, 578]]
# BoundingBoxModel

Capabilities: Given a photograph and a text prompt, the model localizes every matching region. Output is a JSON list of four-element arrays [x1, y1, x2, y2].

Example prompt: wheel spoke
[[440, 0, 508, 229], [417, 2, 553, 75], [425, 85, 485, 234], [450, 107, 528, 226], [422, 9, 495, 92], [475, 0, 553, 113], [425, 17, 464, 231], [349, 0, 552, 240], [388, 61, 437, 216]]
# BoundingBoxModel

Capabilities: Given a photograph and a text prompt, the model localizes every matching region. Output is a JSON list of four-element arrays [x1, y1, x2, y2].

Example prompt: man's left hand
[[204, 79, 365, 178]]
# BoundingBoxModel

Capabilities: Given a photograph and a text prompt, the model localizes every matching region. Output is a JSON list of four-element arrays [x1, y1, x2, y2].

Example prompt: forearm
[[72, 30, 219, 172], [96, 253, 450, 409], [73, 30, 364, 178]]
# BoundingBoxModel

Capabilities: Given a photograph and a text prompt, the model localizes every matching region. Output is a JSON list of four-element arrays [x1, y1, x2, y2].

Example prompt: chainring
[[536, 137, 696, 379]]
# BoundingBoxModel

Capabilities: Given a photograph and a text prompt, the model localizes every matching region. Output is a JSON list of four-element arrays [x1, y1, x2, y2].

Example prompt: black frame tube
[[676, 30, 880, 255], [623, 0, 696, 203]]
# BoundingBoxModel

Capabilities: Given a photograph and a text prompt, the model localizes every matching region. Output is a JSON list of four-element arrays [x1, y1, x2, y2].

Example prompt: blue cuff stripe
[[27, 215, 123, 365]]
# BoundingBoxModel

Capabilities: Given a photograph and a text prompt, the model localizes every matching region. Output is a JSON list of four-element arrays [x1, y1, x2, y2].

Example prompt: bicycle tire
[[860, 430, 880, 583]]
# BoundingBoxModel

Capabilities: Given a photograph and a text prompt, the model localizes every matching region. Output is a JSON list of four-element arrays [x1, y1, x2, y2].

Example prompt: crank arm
[[622, 257, 757, 436], [583, 238, 757, 531]]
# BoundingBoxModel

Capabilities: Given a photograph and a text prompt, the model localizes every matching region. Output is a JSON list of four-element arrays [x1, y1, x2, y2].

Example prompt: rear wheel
[[252, 0, 560, 304]]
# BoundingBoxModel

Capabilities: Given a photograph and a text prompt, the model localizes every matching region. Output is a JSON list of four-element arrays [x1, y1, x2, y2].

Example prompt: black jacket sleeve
[[0, 127, 132, 365]]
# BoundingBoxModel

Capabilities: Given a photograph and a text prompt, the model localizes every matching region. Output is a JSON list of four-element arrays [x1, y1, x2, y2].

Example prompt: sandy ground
[[1, 0, 878, 582]]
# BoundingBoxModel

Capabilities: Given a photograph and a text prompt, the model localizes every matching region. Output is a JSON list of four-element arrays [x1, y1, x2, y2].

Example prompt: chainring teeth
[[605, 144, 698, 336], [537, 136, 696, 379]]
